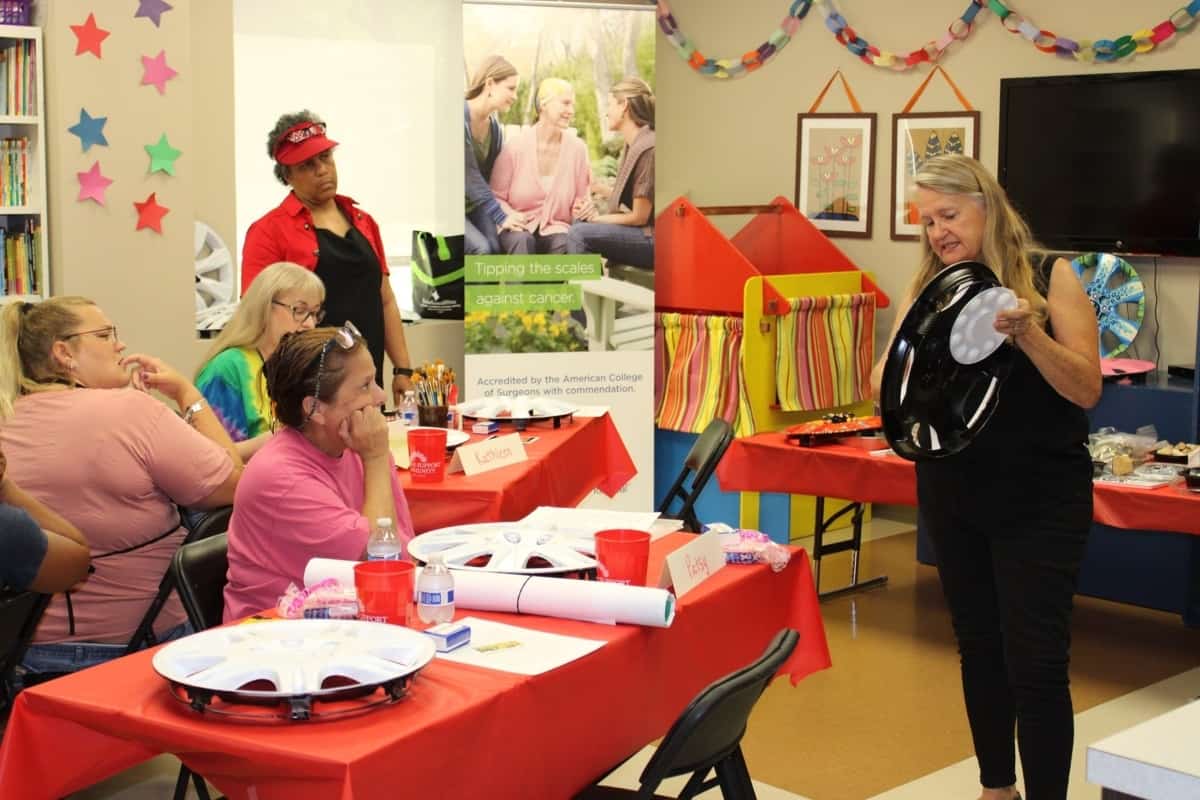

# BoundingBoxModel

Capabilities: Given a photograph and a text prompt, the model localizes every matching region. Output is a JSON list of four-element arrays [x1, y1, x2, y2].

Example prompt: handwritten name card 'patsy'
[[658, 530, 725, 598], [448, 433, 528, 476]]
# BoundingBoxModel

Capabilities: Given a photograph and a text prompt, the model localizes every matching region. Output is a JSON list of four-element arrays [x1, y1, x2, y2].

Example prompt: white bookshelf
[[0, 24, 46, 303]]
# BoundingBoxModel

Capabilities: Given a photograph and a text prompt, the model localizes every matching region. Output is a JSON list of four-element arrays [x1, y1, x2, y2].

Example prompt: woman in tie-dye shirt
[[196, 263, 325, 460]]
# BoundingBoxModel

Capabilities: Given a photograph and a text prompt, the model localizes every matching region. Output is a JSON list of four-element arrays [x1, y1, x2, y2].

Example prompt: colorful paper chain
[[660, 0, 1200, 78], [657, 0, 814, 79]]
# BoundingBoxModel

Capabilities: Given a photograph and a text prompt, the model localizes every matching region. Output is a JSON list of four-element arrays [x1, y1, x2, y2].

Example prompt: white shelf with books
[[0, 24, 46, 303]]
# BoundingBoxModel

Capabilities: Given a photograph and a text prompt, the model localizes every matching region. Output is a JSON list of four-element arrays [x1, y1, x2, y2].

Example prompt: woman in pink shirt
[[489, 77, 592, 255], [0, 297, 242, 679], [223, 323, 414, 621]]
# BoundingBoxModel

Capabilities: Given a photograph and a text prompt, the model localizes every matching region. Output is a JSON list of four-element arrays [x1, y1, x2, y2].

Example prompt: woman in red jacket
[[242, 110, 414, 406]]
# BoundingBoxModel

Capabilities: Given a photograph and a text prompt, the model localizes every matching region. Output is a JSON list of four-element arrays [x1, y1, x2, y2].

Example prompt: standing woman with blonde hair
[[195, 262, 325, 460], [568, 76, 656, 269], [872, 154, 1100, 800], [465, 55, 527, 255], [489, 77, 592, 255], [0, 298, 241, 678]]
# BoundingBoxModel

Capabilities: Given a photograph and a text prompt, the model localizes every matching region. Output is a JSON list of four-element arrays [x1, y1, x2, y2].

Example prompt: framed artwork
[[890, 111, 981, 240], [794, 113, 877, 239]]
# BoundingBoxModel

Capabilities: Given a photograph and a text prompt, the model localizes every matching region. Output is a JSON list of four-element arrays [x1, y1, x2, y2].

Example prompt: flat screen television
[[998, 68, 1200, 257]]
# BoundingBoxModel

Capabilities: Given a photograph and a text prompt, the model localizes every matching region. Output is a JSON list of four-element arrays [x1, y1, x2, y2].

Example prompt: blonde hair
[[466, 55, 517, 101], [535, 78, 573, 115], [196, 263, 324, 379], [0, 296, 96, 419], [911, 154, 1047, 320], [611, 77, 654, 129]]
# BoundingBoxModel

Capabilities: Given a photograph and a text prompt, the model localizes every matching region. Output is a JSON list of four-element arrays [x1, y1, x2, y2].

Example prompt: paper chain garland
[[659, 0, 1200, 78]]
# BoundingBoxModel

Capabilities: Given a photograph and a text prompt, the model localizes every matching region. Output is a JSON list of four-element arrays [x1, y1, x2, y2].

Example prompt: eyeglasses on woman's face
[[305, 320, 362, 424], [272, 300, 325, 325], [62, 326, 119, 343]]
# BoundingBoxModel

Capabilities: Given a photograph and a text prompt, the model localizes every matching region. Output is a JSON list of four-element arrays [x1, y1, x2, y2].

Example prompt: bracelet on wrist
[[393, 366, 413, 377], [182, 399, 206, 426]]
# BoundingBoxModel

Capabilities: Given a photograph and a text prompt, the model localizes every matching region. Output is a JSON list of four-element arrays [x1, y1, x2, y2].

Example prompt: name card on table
[[658, 530, 725, 598], [448, 433, 528, 476]]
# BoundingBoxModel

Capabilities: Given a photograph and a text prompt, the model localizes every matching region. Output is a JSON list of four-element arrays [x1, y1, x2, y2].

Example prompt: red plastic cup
[[594, 529, 651, 586], [354, 561, 415, 626], [408, 428, 448, 482]]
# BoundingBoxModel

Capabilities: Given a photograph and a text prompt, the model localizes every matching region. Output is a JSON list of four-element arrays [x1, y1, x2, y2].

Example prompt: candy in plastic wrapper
[[717, 529, 792, 572], [277, 579, 359, 619]]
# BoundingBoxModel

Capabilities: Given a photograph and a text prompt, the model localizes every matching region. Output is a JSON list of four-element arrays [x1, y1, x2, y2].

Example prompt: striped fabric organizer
[[654, 312, 752, 435], [775, 293, 875, 412]]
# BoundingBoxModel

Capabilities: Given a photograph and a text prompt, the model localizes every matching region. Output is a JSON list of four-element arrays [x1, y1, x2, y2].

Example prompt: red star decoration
[[134, 192, 169, 233], [70, 13, 110, 59]]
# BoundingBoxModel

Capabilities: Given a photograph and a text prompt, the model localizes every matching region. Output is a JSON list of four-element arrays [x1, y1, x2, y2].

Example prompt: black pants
[[918, 458, 1092, 800]]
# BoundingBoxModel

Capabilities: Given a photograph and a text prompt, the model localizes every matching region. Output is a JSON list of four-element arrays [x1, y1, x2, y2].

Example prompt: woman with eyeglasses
[[223, 324, 414, 621], [0, 297, 242, 678], [241, 110, 414, 408], [195, 262, 325, 461]]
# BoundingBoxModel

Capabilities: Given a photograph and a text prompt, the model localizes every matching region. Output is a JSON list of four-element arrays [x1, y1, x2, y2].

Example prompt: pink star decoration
[[134, 193, 170, 233], [77, 161, 113, 205], [140, 50, 178, 95], [70, 13, 110, 58]]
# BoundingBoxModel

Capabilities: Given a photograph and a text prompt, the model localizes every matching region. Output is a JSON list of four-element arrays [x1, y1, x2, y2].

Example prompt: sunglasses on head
[[285, 122, 325, 144], [304, 320, 361, 424]]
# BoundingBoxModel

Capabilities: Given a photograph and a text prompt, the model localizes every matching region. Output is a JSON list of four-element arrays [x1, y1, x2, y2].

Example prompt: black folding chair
[[577, 628, 799, 800], [657, 418, 734, 532], [0, 590, 51, 721], [169, 532, 229, 632], [165, 532, 230, 800], [125, 506, 233, 653]]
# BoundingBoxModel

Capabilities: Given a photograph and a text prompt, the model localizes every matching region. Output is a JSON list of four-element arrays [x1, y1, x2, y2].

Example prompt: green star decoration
[[144, 133, 182, 175]]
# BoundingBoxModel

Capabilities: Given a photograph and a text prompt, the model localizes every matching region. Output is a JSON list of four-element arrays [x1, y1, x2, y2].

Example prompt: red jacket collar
[[280, 191, 360, 217]]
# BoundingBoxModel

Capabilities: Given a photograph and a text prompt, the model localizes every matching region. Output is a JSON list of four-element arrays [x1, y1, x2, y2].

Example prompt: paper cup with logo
[[354, 560, 415, 626], [594, 529, 651, 586], [408, 427, 448, 482]]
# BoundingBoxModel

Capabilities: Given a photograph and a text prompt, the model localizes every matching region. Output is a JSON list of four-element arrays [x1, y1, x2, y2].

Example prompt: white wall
[[232, 0, 465, 276]]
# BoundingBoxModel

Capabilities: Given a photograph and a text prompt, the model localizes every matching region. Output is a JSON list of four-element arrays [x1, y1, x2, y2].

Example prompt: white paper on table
[[519, 506, 661, 536], [437, 617, 605, 675], [572, 405, 609, 418], [648, 518, 684, 540]]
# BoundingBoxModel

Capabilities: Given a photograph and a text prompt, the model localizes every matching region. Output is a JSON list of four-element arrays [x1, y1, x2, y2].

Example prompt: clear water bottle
[[366, 517, 402, 561], [400, 390, 418, 427], [417, 553, 455, 624]]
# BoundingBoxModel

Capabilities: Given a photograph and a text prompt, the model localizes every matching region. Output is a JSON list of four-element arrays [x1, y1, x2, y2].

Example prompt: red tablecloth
[[400, 413, 636, 533], [0, 534, 830, 800], [716, 433, 1200, 537]]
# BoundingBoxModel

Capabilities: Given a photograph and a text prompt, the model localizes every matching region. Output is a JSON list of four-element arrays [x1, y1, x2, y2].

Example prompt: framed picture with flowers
[[794, 112, 877, 239], [890, 111, 980, 240]]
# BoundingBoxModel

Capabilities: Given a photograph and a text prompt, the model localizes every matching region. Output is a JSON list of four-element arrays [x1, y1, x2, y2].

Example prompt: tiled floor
[[61, 523, 1200, 799]]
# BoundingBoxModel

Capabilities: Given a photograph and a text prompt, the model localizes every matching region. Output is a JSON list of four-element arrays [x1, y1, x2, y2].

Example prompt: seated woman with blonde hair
[[195, 262, 325, 460], [0, 297, 242, 678], [224, 323, 414, 621], [489, 77, 592, 255]]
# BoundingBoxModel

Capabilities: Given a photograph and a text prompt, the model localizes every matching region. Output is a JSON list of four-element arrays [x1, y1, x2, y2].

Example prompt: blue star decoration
[[68, 108, 108, 152], [135, 0, 173, 28]]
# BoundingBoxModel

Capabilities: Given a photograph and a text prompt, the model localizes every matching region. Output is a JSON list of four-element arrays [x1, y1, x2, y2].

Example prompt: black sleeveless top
[[918, 256, 1092, 483], [314, 226, 386, 386]]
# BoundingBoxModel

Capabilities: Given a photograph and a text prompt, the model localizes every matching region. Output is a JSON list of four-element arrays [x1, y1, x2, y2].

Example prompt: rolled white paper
[[303, 559, 676, 628], [304, 558, 357, 589]]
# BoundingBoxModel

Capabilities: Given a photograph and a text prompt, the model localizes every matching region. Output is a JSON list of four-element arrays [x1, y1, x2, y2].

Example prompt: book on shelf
[[0, 39, 36, 117], [0, 219, 40, 297]]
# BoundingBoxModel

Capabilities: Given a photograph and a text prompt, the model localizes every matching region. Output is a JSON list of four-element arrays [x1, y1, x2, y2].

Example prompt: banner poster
[[463, 2, 657, 510]]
